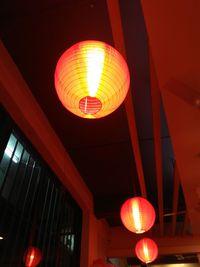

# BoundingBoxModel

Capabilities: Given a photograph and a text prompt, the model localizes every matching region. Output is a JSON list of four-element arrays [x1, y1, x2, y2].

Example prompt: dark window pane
[[0, 113, 82, 267]]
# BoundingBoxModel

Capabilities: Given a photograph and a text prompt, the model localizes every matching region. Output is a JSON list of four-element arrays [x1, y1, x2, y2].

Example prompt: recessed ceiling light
[[0, 236, 3, 240]]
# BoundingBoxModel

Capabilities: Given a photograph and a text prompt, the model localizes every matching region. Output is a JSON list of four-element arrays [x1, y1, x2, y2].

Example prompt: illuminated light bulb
[[132, 201, 142, 232], [86, 46, 105, 97]]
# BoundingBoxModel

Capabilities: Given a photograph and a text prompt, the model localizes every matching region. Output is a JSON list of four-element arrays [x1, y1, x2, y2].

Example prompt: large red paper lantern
[[54, 40, 130, 119], [135, 238, 158, 264], [23, 246, 42, 267], [120, 197, 155, 233]]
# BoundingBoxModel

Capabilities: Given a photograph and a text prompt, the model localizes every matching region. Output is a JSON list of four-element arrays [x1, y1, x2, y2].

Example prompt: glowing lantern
[[23, 246, 42, 267], [135, 238, 158, 264], [54, 40, 130, 119], [120, 197, 155, 233]]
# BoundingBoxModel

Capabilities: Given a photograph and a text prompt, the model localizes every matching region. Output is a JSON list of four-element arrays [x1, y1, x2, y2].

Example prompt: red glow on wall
[[135, 238, 158, 263], [120, 197, 155, 233]]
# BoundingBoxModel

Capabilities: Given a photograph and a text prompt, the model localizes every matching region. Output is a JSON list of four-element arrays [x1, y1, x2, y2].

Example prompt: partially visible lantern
[[54, 40, 130, 119], [120, 197, 155, 233], [23, 246, 42, 267], [135, 238, 158, 264]]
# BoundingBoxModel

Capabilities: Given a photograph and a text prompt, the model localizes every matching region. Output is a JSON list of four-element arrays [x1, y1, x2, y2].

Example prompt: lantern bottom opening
[[79, 96, 102, 115]]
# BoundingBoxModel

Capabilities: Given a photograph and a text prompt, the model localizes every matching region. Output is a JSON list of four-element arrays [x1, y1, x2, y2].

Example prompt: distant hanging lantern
[[120, 197, 155, 233], [54, 40, 130, 119], [23, 246, 42, 267], [135, 238, 158, 264]]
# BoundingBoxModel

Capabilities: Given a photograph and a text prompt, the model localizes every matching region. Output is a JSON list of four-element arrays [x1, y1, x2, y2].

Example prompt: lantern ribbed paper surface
[[24, 246, 42, 267], [120, 197, 155, 233], [54, 40, 130, 118], [135, 238, 158, 263]]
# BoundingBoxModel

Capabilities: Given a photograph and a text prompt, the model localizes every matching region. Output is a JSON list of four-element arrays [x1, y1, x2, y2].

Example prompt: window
[[0, 107, 82, 266]]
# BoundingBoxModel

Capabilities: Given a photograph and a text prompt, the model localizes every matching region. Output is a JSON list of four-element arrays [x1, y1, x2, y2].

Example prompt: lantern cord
[[132, 176, 138, 197]]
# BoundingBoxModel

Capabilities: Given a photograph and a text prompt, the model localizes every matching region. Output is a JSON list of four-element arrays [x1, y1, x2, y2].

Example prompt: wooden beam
[[171, 163, 180, 235], [106, 0, 147, 198], [149, 53, 164, 235]]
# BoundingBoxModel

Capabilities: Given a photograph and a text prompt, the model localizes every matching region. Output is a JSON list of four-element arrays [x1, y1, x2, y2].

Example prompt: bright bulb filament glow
[[143, 244, 150, 262], [27, 254, 34, 267], [84, 97, 88, 113], [132, 202, 142, 232], [86, 47, 105, 97]]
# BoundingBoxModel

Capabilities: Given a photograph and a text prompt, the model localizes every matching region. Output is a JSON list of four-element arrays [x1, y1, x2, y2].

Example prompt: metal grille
[[0, 108, 82, 266]]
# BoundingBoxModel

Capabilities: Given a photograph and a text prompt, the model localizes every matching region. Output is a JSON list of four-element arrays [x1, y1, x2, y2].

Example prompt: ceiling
[[1, 0, 200, 265]]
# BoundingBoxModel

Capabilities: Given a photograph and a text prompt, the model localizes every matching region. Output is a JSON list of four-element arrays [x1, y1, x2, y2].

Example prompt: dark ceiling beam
[[171, 163, 180, 235], [149, 53, 164, 235], [106, 0, 147, 198]]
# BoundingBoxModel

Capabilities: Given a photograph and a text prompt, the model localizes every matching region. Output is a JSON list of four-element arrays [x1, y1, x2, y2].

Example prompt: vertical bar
[[40, 182, 54, 265], [44, 189, 58, 267], [182, 212, 189, 235], [36, 177, 50, 246], [171, 164, 180, 235], [55, 192, 66, 267], [8, 159, 37, 266], [52, 190, 63, 266], [20, 162, 40, 246], [149, 52, 164, 235]]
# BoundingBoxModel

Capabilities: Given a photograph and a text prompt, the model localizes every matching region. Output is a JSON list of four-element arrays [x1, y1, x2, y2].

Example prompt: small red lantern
[[120, 197, 155, 233], [54, 40, 130, 119], [23, 246, 42, 267], [135, 238, 158, 264]]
